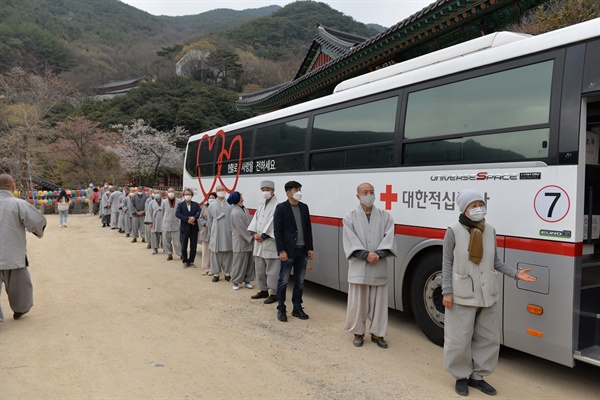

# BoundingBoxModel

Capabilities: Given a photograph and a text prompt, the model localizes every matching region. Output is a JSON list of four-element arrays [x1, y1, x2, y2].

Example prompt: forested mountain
[[0, 0, 380, 91]]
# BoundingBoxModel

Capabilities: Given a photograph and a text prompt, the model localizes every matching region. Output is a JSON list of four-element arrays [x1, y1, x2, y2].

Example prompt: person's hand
[[443, 294, 453, 309], [517, 268, 537, 282], [148, 223, 153, 228], [279, 251, 288, 262], [308, 250, 315, 260], [366, 252, 379, 264]]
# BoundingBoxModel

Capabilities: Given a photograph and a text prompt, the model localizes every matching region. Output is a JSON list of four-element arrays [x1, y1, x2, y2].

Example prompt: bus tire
[[409, 250, 444, 346]]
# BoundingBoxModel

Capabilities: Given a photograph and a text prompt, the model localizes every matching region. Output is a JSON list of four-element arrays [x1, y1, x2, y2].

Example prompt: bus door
[[576, 96, 600, 367]]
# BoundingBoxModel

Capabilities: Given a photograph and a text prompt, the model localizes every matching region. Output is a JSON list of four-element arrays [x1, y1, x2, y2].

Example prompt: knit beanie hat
[[227, 191, 241, 205], [456, 189, 485, 213], [260, 180, 275, 189]]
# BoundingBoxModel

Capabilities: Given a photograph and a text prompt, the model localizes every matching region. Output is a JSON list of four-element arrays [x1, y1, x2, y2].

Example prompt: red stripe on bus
[[311, 215, 343, 227], [395, 225, 446, 239], [504, 237, 583, 257]]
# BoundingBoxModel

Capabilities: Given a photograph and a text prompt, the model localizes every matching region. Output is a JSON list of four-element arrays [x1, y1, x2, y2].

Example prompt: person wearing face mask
[[273, 181, 314, 322], [130, 186, 149, 243], [176, 188, 201, 268], [144, 190, 164, 255], [228, 191, 255, 290], [247, 180, 280, 303], [198, 192, 217, 275], [207, 185, 234, 282], [442, 189, 537, 397], [119, 187, 131, 236], [143, 190, 154, 249], [343, 183, 397, 349], [123, 189, 135, 237], [162, 187, 182, 261], [100, 188, 112, 228]]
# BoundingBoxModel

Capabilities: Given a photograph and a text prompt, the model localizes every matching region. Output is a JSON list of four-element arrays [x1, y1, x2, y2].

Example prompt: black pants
[[180, 230, 199, 264]]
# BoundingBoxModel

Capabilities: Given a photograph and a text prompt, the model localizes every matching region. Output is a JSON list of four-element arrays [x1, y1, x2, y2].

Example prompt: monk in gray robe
[[162, 187, 182, 261], [207, 185, 233, 282], [145, 190, 164, 255], [100, 190, 112, 227], [0, 174, 46, 322], [109, 187, 122, 229], [227, 191, 255, 290], [343, 182, 397, 349]]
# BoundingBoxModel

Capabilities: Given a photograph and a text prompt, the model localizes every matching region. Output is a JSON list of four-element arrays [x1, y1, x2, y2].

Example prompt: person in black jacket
[[273, 181, 314, 322], [175, 188, 201, 268]]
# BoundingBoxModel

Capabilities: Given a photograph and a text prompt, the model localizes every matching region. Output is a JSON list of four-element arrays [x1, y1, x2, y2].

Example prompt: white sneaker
[[232, 283, 240, 290], [244, 282, 253, 289]]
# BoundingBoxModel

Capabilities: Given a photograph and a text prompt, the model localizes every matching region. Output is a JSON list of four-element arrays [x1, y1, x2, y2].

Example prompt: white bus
[[183, 18, 600, 367]]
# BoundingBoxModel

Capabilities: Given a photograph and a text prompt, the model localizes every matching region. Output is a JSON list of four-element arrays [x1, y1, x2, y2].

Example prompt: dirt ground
[[1, 213, 599, 399]]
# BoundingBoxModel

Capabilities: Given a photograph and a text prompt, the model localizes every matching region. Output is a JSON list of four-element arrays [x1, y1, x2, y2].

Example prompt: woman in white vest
[[442, 189, 536, 397]]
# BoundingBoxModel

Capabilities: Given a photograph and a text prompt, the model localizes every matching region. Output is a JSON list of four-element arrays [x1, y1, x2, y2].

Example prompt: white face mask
[[137, 191, 143, 196], [154, 194, 161, 200], [469, 207, 487, 222], [359, 195, 375, 208], [262, 190, 273, 199], [184, 195, 192, 202], [292, 191, 302, 201], [208, 198, 215, 205], [216, 191, 227, 198], [167, 192, 175, 199]]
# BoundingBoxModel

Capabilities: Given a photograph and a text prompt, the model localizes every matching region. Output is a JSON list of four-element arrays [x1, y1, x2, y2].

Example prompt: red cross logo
[[380, 184, 398, 210]]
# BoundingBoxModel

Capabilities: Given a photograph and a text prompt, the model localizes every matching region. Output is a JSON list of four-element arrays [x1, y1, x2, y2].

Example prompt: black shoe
[[455, 379, 469, 396], [212, 275, 220, 282], [147, 244, 151, 249], [126, 234, 130, 237], [251, 290, 269, 299], [277, 307, 287, 322], [263, 295, 278, 304], [13, 311, 28, 320], [141, 238, 146, 243], [353, 334, 364, 347], [167, 255, 173, 261], [102, 224, 106, 227], [183, 263, 190, 269], [468, 379, 496, 396], [224, 275, 231, 282], [131, 238, 137, 243], [291, 308, 309, 320], [370, 335, 388, 349]]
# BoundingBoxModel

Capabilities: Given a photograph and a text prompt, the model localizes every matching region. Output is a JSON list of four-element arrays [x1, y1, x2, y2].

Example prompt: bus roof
[[187, 18, 600, 143]]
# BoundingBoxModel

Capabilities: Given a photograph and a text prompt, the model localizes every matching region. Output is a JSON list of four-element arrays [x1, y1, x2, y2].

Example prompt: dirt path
[[1, 214, 598, 399]]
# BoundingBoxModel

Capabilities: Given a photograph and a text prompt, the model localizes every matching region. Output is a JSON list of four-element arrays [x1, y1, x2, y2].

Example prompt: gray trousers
[[118, 212, 124, 230], [110, 211, 119, 228], [345, 283, 388, 338], [200, 241, 211, 274], [231, 251, 255, 285], [145, 224, 152, 244], [150, 231, 162, 251], [123, 215, 131, 235], [444, 302, 500, 380], [210, 251, 232, 276], [0, 268, 33, 322], [254, 257, 279, 295], [131, 215, 145, 239], [163, 230, 181, 256]]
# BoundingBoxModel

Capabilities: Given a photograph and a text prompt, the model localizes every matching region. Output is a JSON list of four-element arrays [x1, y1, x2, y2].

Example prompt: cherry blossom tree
[[110, 119, 186, 187]]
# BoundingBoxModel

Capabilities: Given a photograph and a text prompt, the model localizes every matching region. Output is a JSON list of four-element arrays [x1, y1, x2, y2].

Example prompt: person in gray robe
[[109, 187, 122, 230], [144, 192, 153, 249], [0, 174, 46, 322], [247, 180, 279, 303], [343, 182, 397, 349], [198, 193, 216, 275], [100, 190, 112, 227], [162, 187, 182, 261], [117, 187, 129, 233], [130, 186, 148, 243], [123, 191, 134, 237], [227, 192, 255, 290], [207, 185, 233, 282], [145, 190, 164, 255]]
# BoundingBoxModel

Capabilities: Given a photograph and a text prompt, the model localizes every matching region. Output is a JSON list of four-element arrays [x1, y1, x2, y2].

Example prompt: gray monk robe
[[109, 190, 122, 228], [145, 199, 164, 251], [248, 195, 279, 295], [207, 199, 233, 276], [229, 204, 255, 285], [162, 198, 181, 257], [343, 205, 397, 338]]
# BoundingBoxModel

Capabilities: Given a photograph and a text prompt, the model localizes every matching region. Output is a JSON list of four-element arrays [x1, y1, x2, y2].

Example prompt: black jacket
[[176, 201, 202, 233], [274, 200, 313, 258]]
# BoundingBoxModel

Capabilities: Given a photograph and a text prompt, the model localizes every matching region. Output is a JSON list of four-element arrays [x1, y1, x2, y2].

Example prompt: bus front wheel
[[410, 251, 445, 346]]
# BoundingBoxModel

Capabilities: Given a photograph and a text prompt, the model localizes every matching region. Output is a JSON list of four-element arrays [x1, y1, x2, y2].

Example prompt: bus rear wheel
[[410, 251, 444, 346]]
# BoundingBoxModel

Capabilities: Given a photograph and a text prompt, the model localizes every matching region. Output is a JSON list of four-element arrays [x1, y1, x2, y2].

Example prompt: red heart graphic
[[217, 134, 243, 193], [196, 130, 226, 201]]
